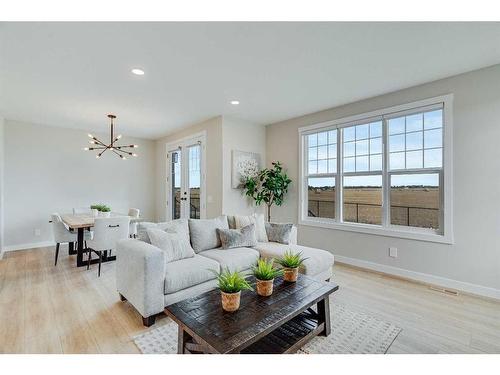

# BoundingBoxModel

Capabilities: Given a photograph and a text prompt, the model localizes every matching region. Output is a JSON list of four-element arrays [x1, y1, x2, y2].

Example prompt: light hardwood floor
[[1, 246, 499, 354]]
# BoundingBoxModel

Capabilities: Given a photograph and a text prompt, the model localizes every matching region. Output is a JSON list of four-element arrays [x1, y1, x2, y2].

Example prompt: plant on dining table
[[90, 204, 111, 212]]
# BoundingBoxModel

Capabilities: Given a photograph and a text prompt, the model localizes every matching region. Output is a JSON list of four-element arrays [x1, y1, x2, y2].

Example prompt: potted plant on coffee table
[[213, 268, 253, 312], [276, 250, 308, 282], [252, 258, 283, 296]]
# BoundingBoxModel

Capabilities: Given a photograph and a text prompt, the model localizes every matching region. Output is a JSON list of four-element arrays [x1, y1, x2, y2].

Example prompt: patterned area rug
[[133, 302, 401, 354]]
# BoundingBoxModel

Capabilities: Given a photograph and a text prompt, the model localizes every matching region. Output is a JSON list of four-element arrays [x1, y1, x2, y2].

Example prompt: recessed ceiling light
[[230, 100, 240, 105], [131, 68, 145, 76]]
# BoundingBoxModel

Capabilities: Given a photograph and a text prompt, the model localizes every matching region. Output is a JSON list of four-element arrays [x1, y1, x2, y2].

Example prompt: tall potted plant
[[242, 161, 292, 221]]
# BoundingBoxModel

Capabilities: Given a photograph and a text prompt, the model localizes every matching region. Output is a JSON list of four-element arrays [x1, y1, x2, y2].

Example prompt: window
[[307, 130, 337, 219], [300, 95, 452, 243]]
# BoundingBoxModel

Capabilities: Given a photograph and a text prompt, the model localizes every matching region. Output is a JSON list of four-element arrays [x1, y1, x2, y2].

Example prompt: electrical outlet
[[389, 247, 398, 258], [34, 228, 41, 236]]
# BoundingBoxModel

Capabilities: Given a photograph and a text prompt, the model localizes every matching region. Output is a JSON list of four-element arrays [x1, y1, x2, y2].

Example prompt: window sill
[[298, 218, 453, 244]]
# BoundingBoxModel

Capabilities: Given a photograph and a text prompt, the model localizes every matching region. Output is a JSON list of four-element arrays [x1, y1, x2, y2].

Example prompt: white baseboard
[[334, 254, 500, 300], [2, 241, 55, 253]]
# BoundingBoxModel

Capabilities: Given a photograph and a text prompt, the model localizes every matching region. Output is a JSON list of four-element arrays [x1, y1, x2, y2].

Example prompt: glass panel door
[[169, 149, 182, 220], [187, 144, 201, 219], [166, 136, 205, 220]]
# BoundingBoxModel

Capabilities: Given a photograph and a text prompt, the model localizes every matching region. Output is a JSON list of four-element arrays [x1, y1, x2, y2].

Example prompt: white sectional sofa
[[116, 215, 334, 326]]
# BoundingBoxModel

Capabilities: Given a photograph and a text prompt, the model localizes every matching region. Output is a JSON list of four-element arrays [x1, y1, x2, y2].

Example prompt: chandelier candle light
[[83, 114, 138, 160]]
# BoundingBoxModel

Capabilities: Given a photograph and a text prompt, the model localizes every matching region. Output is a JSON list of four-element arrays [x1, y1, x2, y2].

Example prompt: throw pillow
[[234, 213, 268, 242], [265, 222, 294, 244], [157, 218, 189, 243], [147, 228, 195, 263], [188, 215, 229, 252], [217, 224, 258, 249], [136, 219, 189, 244], [136, 222, 157, 243]]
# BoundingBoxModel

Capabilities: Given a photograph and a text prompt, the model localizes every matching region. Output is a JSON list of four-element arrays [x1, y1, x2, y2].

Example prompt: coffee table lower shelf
[[242, 310, 324, 354]]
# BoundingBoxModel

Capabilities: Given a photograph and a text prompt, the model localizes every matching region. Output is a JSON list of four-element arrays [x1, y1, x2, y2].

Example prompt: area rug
[[133, 303, 401, 354]]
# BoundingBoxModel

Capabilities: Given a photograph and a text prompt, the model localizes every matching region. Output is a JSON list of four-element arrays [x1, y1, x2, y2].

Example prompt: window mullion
[[336, 127, 342, 223], [382, 117, 390, 227]]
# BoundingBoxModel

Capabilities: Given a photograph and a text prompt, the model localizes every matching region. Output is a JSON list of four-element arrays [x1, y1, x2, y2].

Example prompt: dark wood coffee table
[[165, 275, 339, 354]]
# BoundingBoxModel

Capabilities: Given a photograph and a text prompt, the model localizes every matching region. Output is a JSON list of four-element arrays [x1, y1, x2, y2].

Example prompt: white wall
[[266, 64, 500, 297], [222, 116, 266, 216], [3, 120, 156, 250], [0, 116, 4, 256], [155, 117, 223, 221]]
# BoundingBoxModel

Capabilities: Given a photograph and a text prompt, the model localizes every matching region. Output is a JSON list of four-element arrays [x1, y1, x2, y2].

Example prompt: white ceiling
[[1, 22, 500, 139]]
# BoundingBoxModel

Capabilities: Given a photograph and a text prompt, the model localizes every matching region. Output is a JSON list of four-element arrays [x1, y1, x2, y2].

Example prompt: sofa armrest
[[116, 239, 166, 318]]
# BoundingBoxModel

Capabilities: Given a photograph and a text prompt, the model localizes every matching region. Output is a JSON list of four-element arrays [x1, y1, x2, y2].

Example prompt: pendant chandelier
[[83, 114, 138, 160]]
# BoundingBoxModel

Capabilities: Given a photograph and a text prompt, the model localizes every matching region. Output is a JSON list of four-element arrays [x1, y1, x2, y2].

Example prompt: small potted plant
[[213, 268, 253, 312], [252, 258, 283, 296], [276, 250, 308, 282], [91, 204, 111, 218]]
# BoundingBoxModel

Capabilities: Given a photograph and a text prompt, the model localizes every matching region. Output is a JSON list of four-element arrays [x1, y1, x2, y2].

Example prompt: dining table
[[60, 213, 143, 267]]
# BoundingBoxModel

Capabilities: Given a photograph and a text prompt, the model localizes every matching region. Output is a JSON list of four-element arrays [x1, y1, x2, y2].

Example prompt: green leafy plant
[[252, 258, 283, 281], [276, 250, 308, 269], [90, 204, 111, 212], [242, 161, 292, 221], [212, 268, 253, 294]]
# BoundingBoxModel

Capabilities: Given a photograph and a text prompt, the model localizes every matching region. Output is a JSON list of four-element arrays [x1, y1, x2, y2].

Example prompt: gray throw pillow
[[188, 215, 229, 252], [147, 228, 195, 263], [265, 222, 294, 244], [217, 224, 257, 249], [136, 219, 189, 244]]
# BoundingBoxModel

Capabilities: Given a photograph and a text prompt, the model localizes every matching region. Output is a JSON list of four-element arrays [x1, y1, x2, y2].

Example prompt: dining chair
[[86, 216, 130, 277], [50, 213, 92, 266], [73, 207, 94, 215], [128, 208, 140, 238]]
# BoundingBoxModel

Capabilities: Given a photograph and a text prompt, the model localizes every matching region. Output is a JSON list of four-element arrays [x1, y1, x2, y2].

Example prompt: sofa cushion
[[199, 247, 259, 273], [217, 224, 257, 249], [189, 215, 229, 252], [234, 213, 268, 242], [164, 254, 220, 294], [253, 242, 334, 277], [147, 228, 195, 263]]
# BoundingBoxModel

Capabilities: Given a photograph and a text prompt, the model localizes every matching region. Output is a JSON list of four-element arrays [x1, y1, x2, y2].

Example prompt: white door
[[166, 134, 206, 220]]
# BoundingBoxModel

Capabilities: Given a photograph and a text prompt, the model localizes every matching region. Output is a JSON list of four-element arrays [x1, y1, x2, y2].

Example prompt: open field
[[308, 187, 439, 228]]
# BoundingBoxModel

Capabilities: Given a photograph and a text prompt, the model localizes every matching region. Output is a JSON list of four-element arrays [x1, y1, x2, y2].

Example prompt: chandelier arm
[[98, 147, 109, 157], [111, 149, 127, 159], [114, 148, 132, 155], [92, 138, 108, 147]]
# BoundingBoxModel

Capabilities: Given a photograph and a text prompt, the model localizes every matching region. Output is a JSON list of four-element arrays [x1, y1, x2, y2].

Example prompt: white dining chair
[[50, 213, 92, 266], [86, 216, 130, 276], [73, 207, 94, 215], [128, 208, 140, 238]]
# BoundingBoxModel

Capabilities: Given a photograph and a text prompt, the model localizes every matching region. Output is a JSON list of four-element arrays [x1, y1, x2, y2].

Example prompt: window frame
[[298, 94, 453, 244]]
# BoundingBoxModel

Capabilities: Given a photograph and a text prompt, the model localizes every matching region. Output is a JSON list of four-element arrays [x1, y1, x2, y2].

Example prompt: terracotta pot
[[256, 278, 274, 296], [221, 291, 241, 312], [283, 267, 299, 282]]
